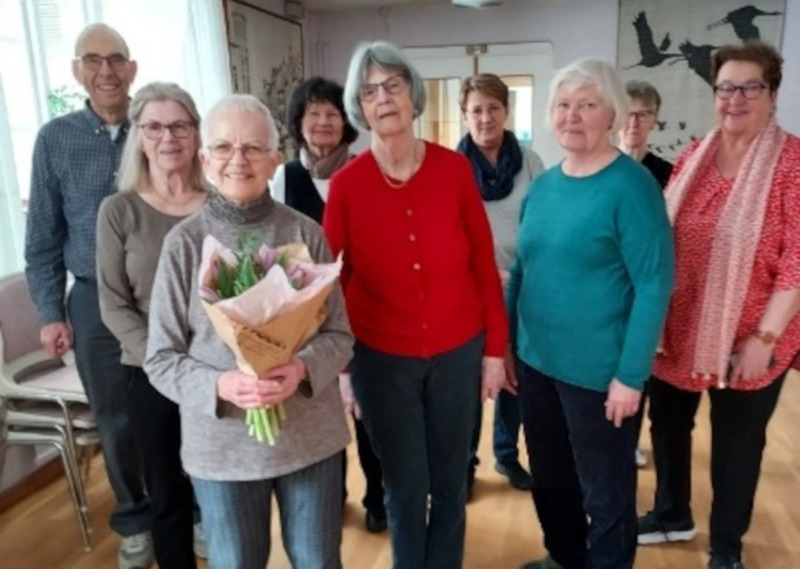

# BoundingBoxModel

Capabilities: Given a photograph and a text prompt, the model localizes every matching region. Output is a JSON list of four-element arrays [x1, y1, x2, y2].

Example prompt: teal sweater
[[507, 153, 675, 392]]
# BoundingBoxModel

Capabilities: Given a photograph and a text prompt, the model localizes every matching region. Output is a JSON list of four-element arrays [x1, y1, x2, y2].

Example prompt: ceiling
[[298, 0, 450, 11]]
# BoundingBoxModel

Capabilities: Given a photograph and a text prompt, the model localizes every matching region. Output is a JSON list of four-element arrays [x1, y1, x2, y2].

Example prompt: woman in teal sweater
[[508, 59, 674, 569]]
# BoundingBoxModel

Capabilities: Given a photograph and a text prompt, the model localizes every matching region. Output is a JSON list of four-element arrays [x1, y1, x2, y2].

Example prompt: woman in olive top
[[97, 82, 207, 569]]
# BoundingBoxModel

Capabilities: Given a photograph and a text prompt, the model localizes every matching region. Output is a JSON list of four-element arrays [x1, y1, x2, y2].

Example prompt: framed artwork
[[225, 0, 304, 157], [617, 0, 786, 161]]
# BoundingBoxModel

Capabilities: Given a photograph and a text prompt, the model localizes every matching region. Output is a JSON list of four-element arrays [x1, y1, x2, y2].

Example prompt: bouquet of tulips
[[198, 233, 342, 445]]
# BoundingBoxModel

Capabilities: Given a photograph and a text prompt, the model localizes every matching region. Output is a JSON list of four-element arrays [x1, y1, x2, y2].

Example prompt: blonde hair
[[116, 82, 204, 193]]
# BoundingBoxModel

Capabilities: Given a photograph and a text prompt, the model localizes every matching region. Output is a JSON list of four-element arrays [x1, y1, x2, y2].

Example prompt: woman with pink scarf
[[637, 41, 800, 569]]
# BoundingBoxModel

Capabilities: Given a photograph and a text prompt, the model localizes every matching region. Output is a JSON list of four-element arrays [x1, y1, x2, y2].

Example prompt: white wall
[[305, 0, 800, 158]]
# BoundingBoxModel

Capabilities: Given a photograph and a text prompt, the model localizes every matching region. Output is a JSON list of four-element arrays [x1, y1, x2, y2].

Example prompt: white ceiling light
[[452, 0, 503, 8]]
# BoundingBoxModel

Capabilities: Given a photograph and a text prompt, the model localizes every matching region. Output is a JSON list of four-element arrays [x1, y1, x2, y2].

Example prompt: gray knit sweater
[[144, 190, 353, 480], [483, 147, 545, 270]]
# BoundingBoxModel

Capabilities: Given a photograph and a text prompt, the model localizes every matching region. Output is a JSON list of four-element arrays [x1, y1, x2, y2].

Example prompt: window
[[0, 0, 230, 277]]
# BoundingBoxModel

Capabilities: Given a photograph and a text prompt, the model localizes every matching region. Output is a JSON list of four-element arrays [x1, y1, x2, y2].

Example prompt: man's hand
[[40, 321, 72, 358]]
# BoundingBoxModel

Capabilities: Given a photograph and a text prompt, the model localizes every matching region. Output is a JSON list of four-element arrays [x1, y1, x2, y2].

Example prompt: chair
[[0, 398, 93, 551], [0, 273, 98, 549]]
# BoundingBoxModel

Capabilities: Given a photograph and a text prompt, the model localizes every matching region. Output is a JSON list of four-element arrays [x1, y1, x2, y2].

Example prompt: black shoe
[[365, 509, 387, 533], [637, 511, 696, 545], [708, 554, 744, 569], [495, 461, 532, 491]]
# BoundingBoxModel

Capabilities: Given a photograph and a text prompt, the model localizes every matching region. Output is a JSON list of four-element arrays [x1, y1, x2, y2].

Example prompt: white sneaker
[[118, 532, 154, 569], [635, 448, 647, 468], [193, 522, 208, 559]]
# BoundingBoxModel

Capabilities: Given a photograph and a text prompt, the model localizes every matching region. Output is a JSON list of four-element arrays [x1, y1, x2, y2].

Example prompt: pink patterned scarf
[[665, 119, 787, 384]]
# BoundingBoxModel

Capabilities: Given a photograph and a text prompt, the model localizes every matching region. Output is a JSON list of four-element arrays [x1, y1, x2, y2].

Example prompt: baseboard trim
[[0, 457, 63, 512]]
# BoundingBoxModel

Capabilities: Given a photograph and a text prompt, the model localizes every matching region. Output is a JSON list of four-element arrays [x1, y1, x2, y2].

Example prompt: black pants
[[648, 374, 785, 559], [519, 362, 637, 569], [68, 279, 149, 535], [341, 416, 385, 514], [126, 366, 196, 569]]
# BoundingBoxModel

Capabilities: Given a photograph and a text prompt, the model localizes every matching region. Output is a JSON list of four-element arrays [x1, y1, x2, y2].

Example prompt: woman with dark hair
[[271, 77, 359, 220], [637, 41, 800, 569], [272, 76, 387, 534]]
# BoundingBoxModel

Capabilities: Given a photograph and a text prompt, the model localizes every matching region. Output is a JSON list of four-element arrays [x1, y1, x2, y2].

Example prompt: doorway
[[405, 42, 557, 166]]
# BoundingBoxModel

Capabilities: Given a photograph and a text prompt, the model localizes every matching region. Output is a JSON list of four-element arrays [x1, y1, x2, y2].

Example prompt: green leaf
[[215, 260, 237, 299]]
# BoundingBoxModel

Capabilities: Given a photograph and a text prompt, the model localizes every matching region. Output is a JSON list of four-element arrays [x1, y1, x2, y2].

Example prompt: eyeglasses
[[627, 110, 656, 122], [207, 142, 272, 162], [358, 75, 408, 102], [713, 81, 768, 100], [77, 53, 130, 71], [139, 121, 195, 140]]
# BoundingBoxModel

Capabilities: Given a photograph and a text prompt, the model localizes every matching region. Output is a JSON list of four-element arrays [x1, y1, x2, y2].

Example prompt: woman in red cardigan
[[323, 41, 508, 569]]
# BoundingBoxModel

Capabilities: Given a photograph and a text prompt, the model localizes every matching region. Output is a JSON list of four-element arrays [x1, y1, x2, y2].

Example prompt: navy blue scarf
[[457, 130, 523, 201]]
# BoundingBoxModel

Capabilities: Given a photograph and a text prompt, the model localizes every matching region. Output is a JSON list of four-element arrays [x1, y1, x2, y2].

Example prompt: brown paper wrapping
[[201, 282, 332, 377]]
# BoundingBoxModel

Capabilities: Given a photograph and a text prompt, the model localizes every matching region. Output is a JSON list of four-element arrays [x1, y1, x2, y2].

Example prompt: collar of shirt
[[79, 99, 131, 139]]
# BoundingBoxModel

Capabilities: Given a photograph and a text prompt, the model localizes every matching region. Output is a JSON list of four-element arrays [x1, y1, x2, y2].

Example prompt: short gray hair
[[117, 82, 204, 193], [74, 23, 130, 58], [202, 94, 280, 151], [625, 80, 662, 113], [545, 58, 629, 134], [343, 41, 426, 130]]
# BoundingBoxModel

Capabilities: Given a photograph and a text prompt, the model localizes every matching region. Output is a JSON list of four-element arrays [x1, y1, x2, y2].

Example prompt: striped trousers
[[192, 452, 343, 569]]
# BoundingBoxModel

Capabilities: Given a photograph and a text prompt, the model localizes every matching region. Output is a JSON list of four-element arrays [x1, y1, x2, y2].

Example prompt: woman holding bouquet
[[509, 59, 674, 569], [144, 94, 354, 569], [97, 81, 207, 569], [324, 41, 509, 569], [272, 77, 387, 534]]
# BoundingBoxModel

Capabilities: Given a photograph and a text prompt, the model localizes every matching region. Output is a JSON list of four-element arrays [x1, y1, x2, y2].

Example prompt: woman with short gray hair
[[325, 41, 509, 569], [144, 93, 354, 569], [509, 59, 675, 569]]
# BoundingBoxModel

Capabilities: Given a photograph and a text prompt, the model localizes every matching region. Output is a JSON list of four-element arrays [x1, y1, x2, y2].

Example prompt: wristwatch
[[753, 329, 779, 345]]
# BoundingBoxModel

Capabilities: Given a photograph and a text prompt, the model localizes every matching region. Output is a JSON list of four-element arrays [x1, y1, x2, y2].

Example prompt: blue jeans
[[68, 278, 150, 536], [518, 361, 637, 569], [192, 452, 343, 569], [350, 335, 482, 569]]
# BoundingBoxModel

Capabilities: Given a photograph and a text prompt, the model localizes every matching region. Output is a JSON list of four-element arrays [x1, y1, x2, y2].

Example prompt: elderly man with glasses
[[24, 23, 153, 569]]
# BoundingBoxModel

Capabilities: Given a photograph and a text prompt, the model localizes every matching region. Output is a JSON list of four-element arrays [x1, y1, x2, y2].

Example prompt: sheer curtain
[[0, 76, 26, 277], [102, 0, 232, 115], [0, 0, 232, 278]]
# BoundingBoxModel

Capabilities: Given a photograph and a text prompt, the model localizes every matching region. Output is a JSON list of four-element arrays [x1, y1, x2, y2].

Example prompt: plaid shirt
[[24, 102, 129, 323]]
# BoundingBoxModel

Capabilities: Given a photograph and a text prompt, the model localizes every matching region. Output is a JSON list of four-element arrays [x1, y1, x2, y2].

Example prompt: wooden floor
[[2, 371, 800, 569]]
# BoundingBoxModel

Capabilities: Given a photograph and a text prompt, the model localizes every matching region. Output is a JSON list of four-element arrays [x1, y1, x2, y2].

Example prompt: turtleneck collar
[[207, 189, 275, 225]]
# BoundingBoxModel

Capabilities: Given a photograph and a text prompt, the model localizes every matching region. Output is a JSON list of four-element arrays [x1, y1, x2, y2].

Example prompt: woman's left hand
[[728, 336, 775, 387], [259, 355, 308, 405], [482, 356, 507, 401], [604, 379, 642, 428]]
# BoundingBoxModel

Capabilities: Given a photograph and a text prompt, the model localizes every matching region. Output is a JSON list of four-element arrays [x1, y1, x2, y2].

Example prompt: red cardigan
[[324, 142, 508, 358]]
